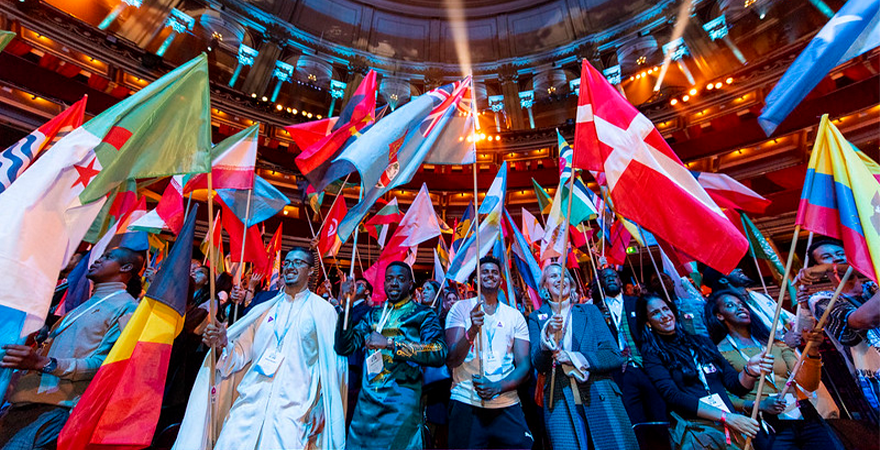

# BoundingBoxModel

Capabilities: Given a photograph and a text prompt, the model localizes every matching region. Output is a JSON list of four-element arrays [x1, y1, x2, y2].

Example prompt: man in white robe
[[172, 246, 347, 450]]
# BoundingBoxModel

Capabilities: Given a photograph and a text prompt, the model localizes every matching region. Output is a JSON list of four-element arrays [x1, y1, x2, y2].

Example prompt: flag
[[0, 30, 13, 53], [758, 0, 880, 135], [220, 199, 268, 272], [334, 78, 477, 243], [295, 71, 378, 191], [362, 184, 443, 302], [540, 176, 598, 260], [433, 249, 445, 280], [505, 209, 543, 310], [130, 176, 185, 234], [184, 124, 258, 192], [692, 171, 771, 214], [306, 184, 324, 217], [285, 117, 339, 150], [0, 96, 87, 193], [795, 114, 880, 282], [446, 163, 506, 283], [53, 250, 92, 317], [365, 197, 402, 243], [216, 176, 290, 227], [740, 212, 798, 303], [58, 205, 199, 450], [319, 195, 348, 258], [88, 196, 148, 268], [521, 207, 544, 246], [0, 53, 211, 376], [606, 219, 632, 266], [200, 210, 225, 272], [557, 129, 574, 184], [265, 224, 283, 287], [438, 214, 454, 234], [532, 178, 552, 214], [437, 236, 450, 273], [452, 200, 476, 253], [572, 59, 747, 274]]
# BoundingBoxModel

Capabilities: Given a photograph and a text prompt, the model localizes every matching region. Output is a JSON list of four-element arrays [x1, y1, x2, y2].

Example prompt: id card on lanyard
[[367, 302, 393, 380]]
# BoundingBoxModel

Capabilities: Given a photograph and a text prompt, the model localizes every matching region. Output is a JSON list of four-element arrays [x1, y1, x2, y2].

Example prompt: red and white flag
[[692, 171, 771, 214], [573, 60, 747, 273], [184, 124, 258, 192], [319, 196, 347, 258]]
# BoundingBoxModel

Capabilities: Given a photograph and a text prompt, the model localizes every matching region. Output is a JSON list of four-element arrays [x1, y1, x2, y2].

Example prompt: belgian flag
[[58, 205, 199, 450]]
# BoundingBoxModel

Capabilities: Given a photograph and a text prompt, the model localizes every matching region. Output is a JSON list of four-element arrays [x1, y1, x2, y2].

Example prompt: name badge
[[254, 349, 284, 377], [699, 393, 731, 413], [702, 363, 718, 374], [366, 350, 384, 380]]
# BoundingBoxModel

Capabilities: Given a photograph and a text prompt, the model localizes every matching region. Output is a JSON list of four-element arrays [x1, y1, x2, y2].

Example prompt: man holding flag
[[0, 246, 144, 448]]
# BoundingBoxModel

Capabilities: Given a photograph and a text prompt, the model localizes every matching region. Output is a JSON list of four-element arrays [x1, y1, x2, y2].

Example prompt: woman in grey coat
[[528, 263, 639, 449]]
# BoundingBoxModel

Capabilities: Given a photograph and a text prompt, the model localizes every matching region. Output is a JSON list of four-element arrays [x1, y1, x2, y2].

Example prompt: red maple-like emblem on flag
[[376, 134, 406, 188]]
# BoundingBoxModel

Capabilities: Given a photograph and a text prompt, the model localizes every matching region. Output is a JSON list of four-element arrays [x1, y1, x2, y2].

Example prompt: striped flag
[[557, 129, 573, 184], [692, 171, 771, 214], [265, 223, 283, 287], [58, 205, 199, 450], [532, 178, 552, 214], [0, 96, 87, 193], [184, 124, 258, 192], [795, 114, 880, 282]]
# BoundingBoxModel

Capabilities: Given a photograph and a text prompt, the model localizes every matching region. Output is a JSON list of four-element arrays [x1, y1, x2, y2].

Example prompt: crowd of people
[[0, 236, 878, 450]]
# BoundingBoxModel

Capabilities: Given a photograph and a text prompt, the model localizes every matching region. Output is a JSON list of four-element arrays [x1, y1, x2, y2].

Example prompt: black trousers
[[447, 400, 534, 450], [612, 364, 668, 426]]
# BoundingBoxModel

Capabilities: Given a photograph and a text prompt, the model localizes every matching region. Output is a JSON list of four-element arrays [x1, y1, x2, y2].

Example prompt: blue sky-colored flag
[[216, 175, 290, 227], [335, 78, 476, 242], [759, 0, 880, 135]]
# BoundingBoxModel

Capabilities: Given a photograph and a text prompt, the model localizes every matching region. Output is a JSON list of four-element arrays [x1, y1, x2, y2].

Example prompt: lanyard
[[375, 302, 393, 334], [690, 349, 713, 395], [725, 335, 776, 387], [54, 290, 125, 336], [272, 295, 305, 349]]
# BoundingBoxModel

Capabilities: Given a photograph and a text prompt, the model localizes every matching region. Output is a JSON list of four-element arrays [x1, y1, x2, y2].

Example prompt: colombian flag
[[58, 205, 199, 450], [796, 115, 880, 283]]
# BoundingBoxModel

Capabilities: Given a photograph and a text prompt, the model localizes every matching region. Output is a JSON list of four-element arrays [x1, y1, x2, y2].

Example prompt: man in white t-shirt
[[445, 256, 533, 449]]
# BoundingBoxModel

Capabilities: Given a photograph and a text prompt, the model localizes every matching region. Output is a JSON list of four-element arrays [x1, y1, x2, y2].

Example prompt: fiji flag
[[759, 0, 880, 135], [334, 77, 476, 242]]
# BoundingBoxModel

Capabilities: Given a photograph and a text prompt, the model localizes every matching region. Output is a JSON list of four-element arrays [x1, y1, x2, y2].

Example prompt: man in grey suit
[[0, 247, 144, 450]]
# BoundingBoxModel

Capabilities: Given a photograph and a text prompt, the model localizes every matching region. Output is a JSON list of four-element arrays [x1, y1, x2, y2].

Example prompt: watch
[[41, 357, 57, 374]]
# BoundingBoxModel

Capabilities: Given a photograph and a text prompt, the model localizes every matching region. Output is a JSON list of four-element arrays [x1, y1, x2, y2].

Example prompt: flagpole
[[471, 160, 484, 390], [343, 187, 364, 330], [777, 266, 853, 399], [184, 191, 193, 222], [751, 250, 771, 297], [232, 189, 252, 325], [206, 172, 217, 449], [586, 231, 607, 302], [645, 244, 675, 307], [548, 167, 578, 410], [305, 195, 330, 282], [431, 204, 479, 309], [317, 174, 351, 238], [626, 253, 642, 288], [744, 225, 801, 450]]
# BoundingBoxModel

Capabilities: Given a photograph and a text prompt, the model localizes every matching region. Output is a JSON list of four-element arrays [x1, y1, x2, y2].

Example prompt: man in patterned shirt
[[802, 238, 880, 416]]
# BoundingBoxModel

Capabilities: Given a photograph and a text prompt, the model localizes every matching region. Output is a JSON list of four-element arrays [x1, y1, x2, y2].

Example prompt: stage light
[[283, 210, 288, 215], [682, 95, 690, 102], [725, 77, 733, 84], [670, 99, 678, 106], [261, 96, 268, 102], [689, 88, 697, 96], [715, 82, 723, 89], [276, 104, 283, 111], [706, 83, 714, 90], [286, 107, 292, 113]]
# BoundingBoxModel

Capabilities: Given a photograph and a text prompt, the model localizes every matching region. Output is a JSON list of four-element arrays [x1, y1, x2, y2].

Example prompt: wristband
[[744, 365, 760, 378], [719, 411, 727, 424]]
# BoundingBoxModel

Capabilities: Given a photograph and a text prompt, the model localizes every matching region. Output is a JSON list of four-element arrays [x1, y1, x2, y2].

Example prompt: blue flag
[[759, 0, 880, 135], [216, 175, 290, 227], [335, 78, 476, 242]]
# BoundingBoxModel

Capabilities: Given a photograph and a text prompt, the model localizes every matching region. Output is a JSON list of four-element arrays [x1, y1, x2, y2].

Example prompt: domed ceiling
[[229, 0, 675, 71]]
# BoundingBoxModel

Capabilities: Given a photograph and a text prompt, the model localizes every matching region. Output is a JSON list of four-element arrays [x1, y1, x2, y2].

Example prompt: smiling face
[[479, 262, 502, 293], [714, 293, 751, 329], [646, 296, 676, 335], [385, 264, 413, 302], [541, 264, 571, 301], [281, 249, 313, 291]]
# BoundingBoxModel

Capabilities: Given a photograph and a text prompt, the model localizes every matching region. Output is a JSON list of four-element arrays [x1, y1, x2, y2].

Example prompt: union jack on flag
[[419, 77, 473, 137]]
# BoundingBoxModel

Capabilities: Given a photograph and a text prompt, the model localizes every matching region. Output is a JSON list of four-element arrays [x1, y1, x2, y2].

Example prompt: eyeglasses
[[282, 259, 310, 268]]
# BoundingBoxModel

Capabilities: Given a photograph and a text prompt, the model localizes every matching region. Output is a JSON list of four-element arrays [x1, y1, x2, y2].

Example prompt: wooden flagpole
[[232, 189, 252, 324], [304, 189, 330, 282], [744, 225, 801, 450], [206, 173, 217, 448], [472, 160, 484, 390], [316, 173, 351, 238], [751, 251, 771, 297], [548, 169, 577, 410], [777, 266, 854, 398], [343, 187, 364, 330], [431, 204, 479, 308]]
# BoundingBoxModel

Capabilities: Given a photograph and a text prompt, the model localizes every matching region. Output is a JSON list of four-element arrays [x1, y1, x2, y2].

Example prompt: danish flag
[[573, 60, 747, 273]]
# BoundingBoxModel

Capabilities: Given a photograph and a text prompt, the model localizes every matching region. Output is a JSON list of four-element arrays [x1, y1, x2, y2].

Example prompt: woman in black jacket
[[636, 293, 773, 449]]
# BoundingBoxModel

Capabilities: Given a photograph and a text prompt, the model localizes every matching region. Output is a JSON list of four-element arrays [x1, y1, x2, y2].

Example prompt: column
[[98, 0, 142, 30], [488, 95, 504, 132], [328, 80, 347, 117], [662, 38, 695, 86], [518, 90, 535, 129], [229, 44, 257, 88], [498, 66, 524, 130], [155, 8, 193, 57], [240, 41, 283, 100], [270, 60, 294, 103]]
